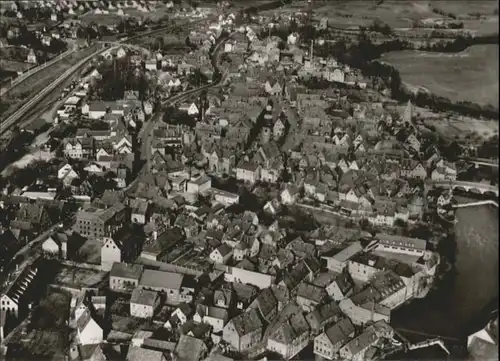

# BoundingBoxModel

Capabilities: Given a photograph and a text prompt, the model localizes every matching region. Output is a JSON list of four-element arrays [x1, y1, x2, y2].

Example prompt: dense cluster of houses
[[29, 195, 440, 360]]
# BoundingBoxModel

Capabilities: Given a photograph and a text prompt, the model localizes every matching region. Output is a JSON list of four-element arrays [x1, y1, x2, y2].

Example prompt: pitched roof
[[269, 312, 309, 345], [254, 288, 278, 320], [340, 326, 379, 357], [110, 262, 144, 280], [375, 233, 426, 252], [126, 346, 166, 361], [324, 317, 355, 345], [139, 269, 183, 290], [306, 301, 343, 331], [131, 288, 158, 307], [175, 335, 207, 361], [228, 308, 263, 336], [297, 282, 326, 303]]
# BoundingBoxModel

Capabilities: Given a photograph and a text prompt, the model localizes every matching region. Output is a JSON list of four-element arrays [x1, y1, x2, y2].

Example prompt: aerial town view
[[0, 0, 498, 360]]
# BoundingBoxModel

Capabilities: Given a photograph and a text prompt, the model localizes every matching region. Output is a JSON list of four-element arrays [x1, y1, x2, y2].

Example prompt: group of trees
[[93, 58, 150, 101], [187, 68, 209, 87], [163, 106, 197, 127], [3, 25, 67, 56], [313, 35, 499, 120], [2, 6, 61, 22]]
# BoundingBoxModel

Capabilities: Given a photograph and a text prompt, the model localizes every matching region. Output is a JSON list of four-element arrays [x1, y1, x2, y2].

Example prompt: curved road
[[137, 32, 230, 176]]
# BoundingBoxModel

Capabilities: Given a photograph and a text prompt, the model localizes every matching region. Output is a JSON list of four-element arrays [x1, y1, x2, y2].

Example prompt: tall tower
[[403, 100, 412, 124]]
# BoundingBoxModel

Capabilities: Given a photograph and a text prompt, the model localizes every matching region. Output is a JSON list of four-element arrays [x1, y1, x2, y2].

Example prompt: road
[[137, 32, 230, 176]]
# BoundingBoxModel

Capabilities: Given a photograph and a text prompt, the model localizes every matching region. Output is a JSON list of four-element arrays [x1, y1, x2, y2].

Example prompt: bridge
[[459, 157, 499, 169], [453, 200, 499, 209], [433, 180, 499, 197]]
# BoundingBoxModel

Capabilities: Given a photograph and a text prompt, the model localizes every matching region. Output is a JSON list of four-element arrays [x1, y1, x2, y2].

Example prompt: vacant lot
[[381, 45, 499, 108], [0, 59, 32, 73], [54, 265, 107, 288]]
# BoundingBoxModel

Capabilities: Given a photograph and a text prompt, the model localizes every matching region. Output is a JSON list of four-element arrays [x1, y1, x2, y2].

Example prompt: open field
[[311, 0, 498, 34], [0, 59, 32, 73], [422, 117, 499, 141], [54, 265, 107, 288], [80, 12, 123, 26], [312, 1, 440, 29], [428, 0, 498, 18], [381, 45, 499, 108]]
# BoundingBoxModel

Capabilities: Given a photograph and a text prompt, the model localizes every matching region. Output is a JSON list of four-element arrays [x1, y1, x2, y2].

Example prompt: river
[[391, 198, 498, 342]]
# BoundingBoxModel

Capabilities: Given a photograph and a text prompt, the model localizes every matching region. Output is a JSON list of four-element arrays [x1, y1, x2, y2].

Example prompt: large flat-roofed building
[[74, 203, 126, 238]]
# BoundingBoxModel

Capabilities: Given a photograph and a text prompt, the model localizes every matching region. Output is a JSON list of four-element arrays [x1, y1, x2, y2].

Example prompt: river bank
[[391, 197, 498, 342]]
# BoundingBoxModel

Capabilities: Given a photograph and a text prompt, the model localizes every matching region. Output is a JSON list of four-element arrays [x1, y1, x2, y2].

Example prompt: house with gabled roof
[[109, 262, 144, 292], [42, 232, 68, 259], [214, 288, 233, 309], [296, 282, 327, 312], [267, 312, 310, 359], [0, 265, 37, 316], [209, 243, 233, 264], [248, 288, 278, 323], [235, 161, 261, 184], [175, 334, 208, 361], [77, 308, 103, 345], [313, 317, 355, 360], [338, 325, 382, 360], [222, 308, 263, 352]]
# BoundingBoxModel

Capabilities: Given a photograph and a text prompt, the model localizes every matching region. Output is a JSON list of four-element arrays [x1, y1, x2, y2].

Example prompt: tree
[[187, 68, 208, 87], [155, 36, 164, 50], [163, 106, 196, 127]]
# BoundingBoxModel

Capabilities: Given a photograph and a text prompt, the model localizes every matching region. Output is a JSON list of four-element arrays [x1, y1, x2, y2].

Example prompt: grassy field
[[381, 45, 499, 108], [0, 59, 32, 73], [428, 0, 498, 17], [312, 1, 440, 29]]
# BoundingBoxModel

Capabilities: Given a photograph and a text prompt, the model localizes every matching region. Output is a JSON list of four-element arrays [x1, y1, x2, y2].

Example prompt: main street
[[136, 32, 231, 176]]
